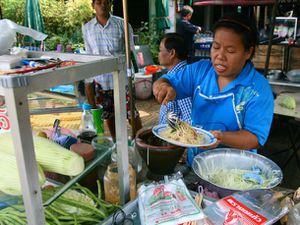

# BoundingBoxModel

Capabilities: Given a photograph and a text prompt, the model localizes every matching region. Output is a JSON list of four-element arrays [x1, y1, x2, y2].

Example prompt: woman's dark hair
[[163, 33, 188, 61], [212, 13, 259, 59]]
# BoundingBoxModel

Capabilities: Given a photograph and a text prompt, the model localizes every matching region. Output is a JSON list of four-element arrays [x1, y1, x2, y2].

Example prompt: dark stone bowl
[[135, 127, 185, 175]]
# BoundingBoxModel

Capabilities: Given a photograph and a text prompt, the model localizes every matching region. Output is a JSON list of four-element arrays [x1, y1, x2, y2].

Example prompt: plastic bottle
[[78, 103, 97, 143], [21, 60, 41, 67], [81, 103, 95, 131], [91, 106, 104, 136]]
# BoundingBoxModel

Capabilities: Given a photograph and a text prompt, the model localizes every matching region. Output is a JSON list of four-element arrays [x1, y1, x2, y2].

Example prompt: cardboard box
[[288, 47, 300, 70], [252, 45, 285, 70]]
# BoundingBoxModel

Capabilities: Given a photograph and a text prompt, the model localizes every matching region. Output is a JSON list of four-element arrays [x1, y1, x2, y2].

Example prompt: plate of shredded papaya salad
[[152, 122, 217, 148]]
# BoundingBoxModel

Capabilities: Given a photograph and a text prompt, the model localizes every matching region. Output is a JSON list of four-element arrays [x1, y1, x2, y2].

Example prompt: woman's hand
[[153, 78, 176, 105], [203, 130, 259, 150], [200, 130, 223, 149]]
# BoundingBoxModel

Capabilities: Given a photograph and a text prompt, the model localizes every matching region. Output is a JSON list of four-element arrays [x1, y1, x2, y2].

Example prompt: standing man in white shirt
[[82, 0, 142, 139]]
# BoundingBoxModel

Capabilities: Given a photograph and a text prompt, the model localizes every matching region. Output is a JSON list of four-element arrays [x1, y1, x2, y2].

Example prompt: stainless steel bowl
[[286, 69, 300, 83], [192, 148, 283, 198], [267, 70, 282, 81]]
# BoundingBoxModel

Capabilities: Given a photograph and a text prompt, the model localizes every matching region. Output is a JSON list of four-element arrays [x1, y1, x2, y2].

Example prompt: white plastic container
[[134, 73, 153, 100]]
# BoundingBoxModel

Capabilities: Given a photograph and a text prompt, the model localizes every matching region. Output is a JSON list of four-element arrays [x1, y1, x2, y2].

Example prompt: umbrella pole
[[122, 0, 137, 139]]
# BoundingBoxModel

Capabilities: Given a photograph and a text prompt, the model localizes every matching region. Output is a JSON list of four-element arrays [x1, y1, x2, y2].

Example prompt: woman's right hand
[[153, 78, 176, 105]]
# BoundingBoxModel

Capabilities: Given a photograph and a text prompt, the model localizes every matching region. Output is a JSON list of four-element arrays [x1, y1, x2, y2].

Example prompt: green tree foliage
[[134, 21, 163, 64], [1, 0, 93, 50], [0, 0, 25, 24], [1, 0, 158, 57], [40, 0, 68, 37], [40, 0, 93, 49], [65, 0, 93, 31]]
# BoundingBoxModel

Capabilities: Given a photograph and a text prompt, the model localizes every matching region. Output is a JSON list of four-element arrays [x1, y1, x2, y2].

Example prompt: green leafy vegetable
[[279, 95, 296, 110], [207, 168, 272, 190], [0, 182, 119, 224]]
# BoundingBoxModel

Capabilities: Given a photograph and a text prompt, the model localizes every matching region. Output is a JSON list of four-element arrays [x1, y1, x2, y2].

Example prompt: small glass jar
[[92, 136, 115, 181], [92, 136, 115, 166], [103, 163, 136, 204], [111, 140, 142, 174]]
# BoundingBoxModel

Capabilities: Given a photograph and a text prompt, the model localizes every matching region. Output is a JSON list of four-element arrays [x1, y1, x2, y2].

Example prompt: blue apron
[[187, 86, 243, 166]]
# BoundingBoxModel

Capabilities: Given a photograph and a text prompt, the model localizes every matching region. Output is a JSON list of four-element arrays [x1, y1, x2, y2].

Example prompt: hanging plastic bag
[[0, 19, 47, 55], [287, 202, 300, 225]]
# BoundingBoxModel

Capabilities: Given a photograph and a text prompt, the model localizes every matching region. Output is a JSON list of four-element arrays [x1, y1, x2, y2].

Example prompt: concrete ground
[[135, 97, 300, 190]]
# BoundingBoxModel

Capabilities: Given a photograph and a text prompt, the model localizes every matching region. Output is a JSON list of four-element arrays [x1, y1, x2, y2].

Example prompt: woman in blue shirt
[[153, 13, 274, 166]]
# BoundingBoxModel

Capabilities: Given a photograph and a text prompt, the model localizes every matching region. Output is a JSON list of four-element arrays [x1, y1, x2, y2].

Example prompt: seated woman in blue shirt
[[153, 13, 274, 166]]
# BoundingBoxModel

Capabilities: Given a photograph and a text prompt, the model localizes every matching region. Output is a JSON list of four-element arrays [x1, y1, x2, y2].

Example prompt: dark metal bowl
[[135, 127, 185, 175], [267, 70, 282, 81], [192, 148, 283, 198]]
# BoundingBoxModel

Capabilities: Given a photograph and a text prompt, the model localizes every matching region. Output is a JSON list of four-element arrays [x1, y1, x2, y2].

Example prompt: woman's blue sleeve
[[161, 61, 210, 99], [243, 78, 274, 146]]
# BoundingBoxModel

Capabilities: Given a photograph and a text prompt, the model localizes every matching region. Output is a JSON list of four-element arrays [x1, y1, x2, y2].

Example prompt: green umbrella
[[24, 0, 44, 44], [155, 0, 171, 31]]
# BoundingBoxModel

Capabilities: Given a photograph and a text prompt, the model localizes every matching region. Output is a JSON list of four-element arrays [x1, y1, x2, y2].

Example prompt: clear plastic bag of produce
[[203, 189, 289, 225], [138, 174, 206, 225]]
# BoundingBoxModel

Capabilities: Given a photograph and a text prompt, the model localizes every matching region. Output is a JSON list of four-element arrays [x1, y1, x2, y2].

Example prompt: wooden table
[[274, 93, 300, 119], [274, 93, 300, 169]]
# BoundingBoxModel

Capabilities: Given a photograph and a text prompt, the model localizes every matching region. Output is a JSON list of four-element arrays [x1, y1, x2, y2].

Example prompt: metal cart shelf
[[0, 51, 131, 224]]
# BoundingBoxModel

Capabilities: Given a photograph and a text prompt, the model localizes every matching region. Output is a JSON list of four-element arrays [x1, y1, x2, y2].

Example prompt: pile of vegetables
[[0, 132, 84, 195], [0, 132, 119, 223], [0, 182, 119, 224], [279, 95, 296, 110], [207, 168, 272, 190], [0, 151, 46, 195]]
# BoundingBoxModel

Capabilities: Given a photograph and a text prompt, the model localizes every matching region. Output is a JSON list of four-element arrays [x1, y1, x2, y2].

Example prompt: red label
[[0, 108, 10, 131], [222, 196, 267, 225]]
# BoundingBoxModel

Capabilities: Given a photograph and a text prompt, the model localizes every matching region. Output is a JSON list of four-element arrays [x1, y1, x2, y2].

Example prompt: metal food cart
[[0, 51, 131, 224]]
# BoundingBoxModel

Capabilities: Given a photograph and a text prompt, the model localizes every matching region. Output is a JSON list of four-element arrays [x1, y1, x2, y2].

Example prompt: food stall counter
[[0, 51, 130, 224]]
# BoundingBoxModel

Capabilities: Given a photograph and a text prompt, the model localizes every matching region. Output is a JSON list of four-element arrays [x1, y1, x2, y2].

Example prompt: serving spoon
[[166, 111, 180, 130]]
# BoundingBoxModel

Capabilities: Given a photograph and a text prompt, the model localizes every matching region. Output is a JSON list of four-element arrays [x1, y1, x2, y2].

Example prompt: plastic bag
[[138, 175, 206, 225], [203, 189, 289, 225], [287, 202, 300, 225], [0, 19, 47, 55]]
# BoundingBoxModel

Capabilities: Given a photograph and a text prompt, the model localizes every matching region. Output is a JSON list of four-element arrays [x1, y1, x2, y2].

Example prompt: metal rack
[[0, 51, 130, 224]]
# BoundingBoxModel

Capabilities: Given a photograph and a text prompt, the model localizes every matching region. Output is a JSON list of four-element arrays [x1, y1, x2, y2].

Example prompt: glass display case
[[0, 51, 131, 224]]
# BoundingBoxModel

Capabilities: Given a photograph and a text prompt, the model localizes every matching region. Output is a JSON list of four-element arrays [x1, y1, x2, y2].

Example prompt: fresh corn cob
[[0, 132, 84, 176]]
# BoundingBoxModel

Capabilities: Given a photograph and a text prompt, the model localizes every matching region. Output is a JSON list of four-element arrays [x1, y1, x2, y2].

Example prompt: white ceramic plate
[[152, 124, 217, 148]]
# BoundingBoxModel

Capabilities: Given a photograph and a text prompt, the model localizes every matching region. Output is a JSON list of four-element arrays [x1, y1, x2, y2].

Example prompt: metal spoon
[[166, 111, 180, 130]]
